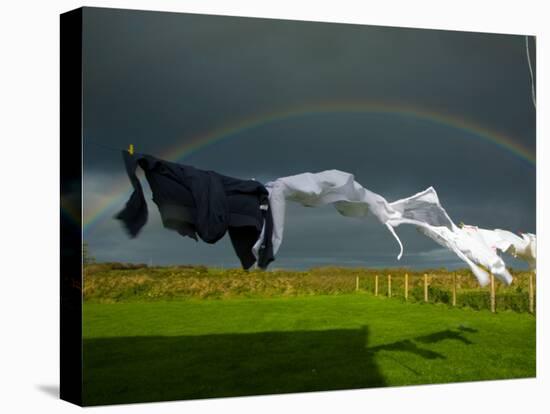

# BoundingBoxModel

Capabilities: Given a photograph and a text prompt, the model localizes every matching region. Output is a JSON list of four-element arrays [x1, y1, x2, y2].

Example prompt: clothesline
[[112, 152, 536, 287], [86, 139, 161, 159], [85, 139, 124, 153]]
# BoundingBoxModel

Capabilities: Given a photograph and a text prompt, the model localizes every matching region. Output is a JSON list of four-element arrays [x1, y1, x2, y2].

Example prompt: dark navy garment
[[115, 151, 274, 269]]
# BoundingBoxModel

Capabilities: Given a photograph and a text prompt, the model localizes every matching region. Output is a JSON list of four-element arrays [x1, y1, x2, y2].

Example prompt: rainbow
[[81, 100, 535, 234]]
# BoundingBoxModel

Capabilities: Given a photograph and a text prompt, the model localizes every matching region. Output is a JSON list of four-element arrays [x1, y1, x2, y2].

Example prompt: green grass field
[[83, 293, 536, 406]]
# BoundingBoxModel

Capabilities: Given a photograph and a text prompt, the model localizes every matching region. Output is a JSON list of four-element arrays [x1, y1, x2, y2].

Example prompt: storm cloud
[[82, 7, 535, 269]]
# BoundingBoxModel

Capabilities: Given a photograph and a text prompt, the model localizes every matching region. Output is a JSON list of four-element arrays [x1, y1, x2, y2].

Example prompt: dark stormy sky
[[82, 7, 536, 270]]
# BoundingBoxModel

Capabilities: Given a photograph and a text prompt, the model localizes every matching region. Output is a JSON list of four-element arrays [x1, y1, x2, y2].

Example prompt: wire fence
[[355, 272, 536, 314]]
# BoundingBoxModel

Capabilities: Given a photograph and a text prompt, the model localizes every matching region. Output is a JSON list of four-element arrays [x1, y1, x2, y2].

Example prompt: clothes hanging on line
[[260, 170, 534, 287], [386, 188, 514, 286], [460, 226, 536, 269], [115, 151, 274, 269], [259, 170, 403, 259], [116, 158, 535, 286]]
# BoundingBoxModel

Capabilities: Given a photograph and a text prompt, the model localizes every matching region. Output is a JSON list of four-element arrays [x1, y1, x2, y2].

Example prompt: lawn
[[83, 293, 536, 406]]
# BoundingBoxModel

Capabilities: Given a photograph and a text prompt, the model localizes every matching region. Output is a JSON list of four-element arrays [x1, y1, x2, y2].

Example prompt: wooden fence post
[[355, 275, 359, 292], [388, 274, 392, 298], [424, 273, 428, 302], [452, 273, 457, 306], [529, 273, 534, 314], [490, 274, 496, 313], [375, 275, 379, 297], [404, 273, 409, 301]]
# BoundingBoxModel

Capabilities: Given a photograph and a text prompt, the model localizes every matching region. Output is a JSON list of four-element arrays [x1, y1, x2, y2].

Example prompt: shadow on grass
[[83, 326, 385, 406], [368, 339, 445, 360], [366, 327, 479, 371], [416, 328, 476, 345], [367, 327, 478, 358]]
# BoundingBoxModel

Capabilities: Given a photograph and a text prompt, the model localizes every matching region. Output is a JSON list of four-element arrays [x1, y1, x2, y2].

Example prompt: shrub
[[83, 263, 535, 312]]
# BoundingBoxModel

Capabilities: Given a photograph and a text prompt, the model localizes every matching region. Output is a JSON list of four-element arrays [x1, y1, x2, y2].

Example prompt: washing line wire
[[85, 139, 123, 153], [85, 140, 160, 157], [525, 35, 536, 109]]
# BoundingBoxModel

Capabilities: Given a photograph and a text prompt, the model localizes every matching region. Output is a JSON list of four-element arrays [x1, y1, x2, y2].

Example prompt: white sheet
[[253, 170, 535, 287]]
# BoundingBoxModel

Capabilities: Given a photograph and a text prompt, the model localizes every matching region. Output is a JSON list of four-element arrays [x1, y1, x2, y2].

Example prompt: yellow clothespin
[[128, 144, 134, 155]]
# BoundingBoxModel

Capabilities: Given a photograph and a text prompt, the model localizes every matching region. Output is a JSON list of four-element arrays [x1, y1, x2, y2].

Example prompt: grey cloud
[[81, 7, 535, 270]]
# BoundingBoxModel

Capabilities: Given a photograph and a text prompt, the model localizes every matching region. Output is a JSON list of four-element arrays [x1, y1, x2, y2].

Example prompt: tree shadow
[[83, 326, 385, 406]]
